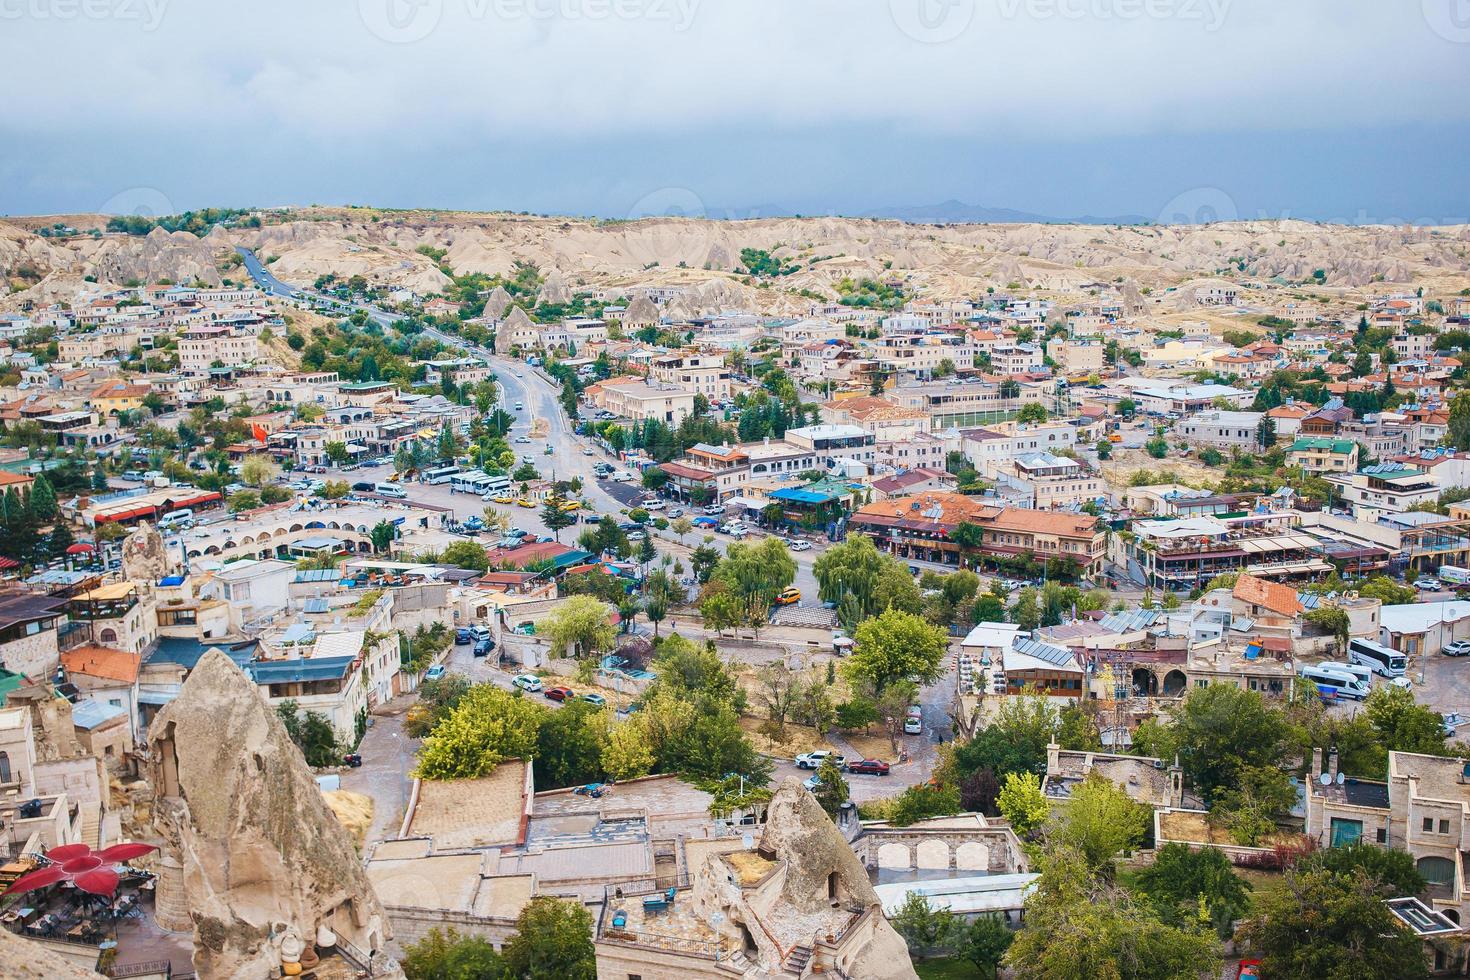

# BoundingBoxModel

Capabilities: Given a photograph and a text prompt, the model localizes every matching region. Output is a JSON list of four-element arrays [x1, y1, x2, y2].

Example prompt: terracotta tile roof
[[0, 471, 35, 487], [1232, 573, 1304, 618], [61, 645, 141, 684], [1267, 404, 1310, 419]]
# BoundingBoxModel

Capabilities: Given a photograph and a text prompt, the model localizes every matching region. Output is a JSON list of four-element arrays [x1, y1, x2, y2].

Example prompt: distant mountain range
[[698, 199, 1151, 225]]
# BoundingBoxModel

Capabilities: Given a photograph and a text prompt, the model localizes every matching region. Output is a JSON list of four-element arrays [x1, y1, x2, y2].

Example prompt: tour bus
[[479, 474, 512, 497], [1440, 565, 1470, 586], [1299, 664, 1369, 700], [424, 465, 461, 485], [1349, 637, 1408, 678], [449, 470, 488, 494]]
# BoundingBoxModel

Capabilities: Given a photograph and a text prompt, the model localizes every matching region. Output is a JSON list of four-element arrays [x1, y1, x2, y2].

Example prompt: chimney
[[1312, 747, 1323, 778], [1328, 746, 1339, 781]]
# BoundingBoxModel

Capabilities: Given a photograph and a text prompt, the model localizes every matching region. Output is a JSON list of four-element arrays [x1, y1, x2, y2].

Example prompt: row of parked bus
[[1300, 638, 1409, 700]]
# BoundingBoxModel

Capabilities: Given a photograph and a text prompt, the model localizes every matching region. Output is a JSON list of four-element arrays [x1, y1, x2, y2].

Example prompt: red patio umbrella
[[66, 543, 96, 555], [3, 842, 156, 898]]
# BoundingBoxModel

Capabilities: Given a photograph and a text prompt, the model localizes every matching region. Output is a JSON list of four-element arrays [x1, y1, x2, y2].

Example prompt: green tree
[[543, 594, 616, 659], [500, 897, 597, 980], [27, 475, 57, 522], [1305, 605, 1351, 659], [534, 700, 608, 790], [413, 685, 544, 780], [440, 540, 490, 572], [845, 608, 948, 692], [711, 537, 796, 618], [275, 700, 340, 768], [324, 440, 349, 465], [1004, 849, 1221, 980], [1016, 403, 1048, 425], [996, 771, 1049, 836], [541, 496, 575, 542], [1136, 842, 1252, 938], [239, 454, 277, 487], [1240, 866, 1427, 980], [699, 582, 746, 635], [814, 535, 921, 628], [401, 927, 503, 980], [1055, 772, 1149, 874], [1010, 588, 1041, 629], [957, 914, 1012, 979], [891, 891, 956, 959], [813, 754, 850, 818], [370, 520, 397, 553], [1173, 684, 1290, 802], [1300, 841, 1426, 898], [1357, 575, 1418, 606], [1364, 684, 1446, 756]]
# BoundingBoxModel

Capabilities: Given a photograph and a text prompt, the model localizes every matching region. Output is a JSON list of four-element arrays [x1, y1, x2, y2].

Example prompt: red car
[[847, 759, 891, 776], [544, 686, 575, 702]]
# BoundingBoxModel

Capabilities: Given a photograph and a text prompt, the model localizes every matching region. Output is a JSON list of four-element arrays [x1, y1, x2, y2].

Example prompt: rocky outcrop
[[620, 294, 659, 328], [0, 929, 105, 979], [120, 521, 171, 583], [146, 651, 395, 980], [482, 285, 513, 319]]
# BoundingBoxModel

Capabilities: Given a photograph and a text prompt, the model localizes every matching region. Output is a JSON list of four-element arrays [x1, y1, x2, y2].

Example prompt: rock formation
[[755, 779, 919, 980], [482, 284, 513, 319], [146, 651, 395, 980], [620, 294, 659, 329], [0, 928, 105, 979], [120, 521, 171, 583]]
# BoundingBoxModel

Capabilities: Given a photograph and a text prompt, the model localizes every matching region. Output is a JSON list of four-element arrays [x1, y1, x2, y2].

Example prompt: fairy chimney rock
[[147, 650, 395, 980]]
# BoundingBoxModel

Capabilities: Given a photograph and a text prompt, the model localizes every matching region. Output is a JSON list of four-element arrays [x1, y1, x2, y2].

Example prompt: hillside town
[[2, 209, 1470, 980]]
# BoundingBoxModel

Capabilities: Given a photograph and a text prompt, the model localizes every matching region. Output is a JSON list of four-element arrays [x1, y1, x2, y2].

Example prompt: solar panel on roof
[[1012, 636, 1075, 667], [303, 598, 330, 614]]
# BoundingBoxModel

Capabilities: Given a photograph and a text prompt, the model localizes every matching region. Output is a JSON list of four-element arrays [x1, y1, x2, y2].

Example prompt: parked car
[[1415, 577, 1442, 590], [795, 751, 846, 770], [846, 759, 891, 776], [802, 773, 825, 792], [581, 693, 607, 707], [454, 628, 471, 645], [473, 638, 495, 657], [544, 686, 575, 702], [513, 674, 543, 692], [1445, 640, 1470, 657], [514, 436, 531, 444], [424, 665, 446, 680], [903, 716, 923, 735], [775, 587, 801, 606], [787, 539, 812, 552]]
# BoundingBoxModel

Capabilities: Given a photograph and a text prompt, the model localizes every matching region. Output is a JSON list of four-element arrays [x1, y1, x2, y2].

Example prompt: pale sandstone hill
[[4, 207, 1468, 314]]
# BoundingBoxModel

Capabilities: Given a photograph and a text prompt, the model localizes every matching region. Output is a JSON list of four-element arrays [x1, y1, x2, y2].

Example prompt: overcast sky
[[3, 0, 1468, 222]]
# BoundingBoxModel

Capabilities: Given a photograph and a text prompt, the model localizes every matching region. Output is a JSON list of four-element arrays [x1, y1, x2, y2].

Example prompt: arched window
[[99, 628, 118, 645], [0, 751, 10, 784]]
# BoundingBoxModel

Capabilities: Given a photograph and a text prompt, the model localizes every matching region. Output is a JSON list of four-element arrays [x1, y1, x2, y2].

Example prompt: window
[[1441, 819, 1451, 835], [1376, 828, 1387, 843], [0, 751, 10, 784], [1424, 817, 1435, 833]]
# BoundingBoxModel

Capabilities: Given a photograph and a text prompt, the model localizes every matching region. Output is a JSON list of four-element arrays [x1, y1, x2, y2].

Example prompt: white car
[[795, 750, 846, 770], [512, 674, 543, 693], [582, 448, 595, 456], [514, 436, 531, 444], [1444, 640, 1470, 657], [787, 539, 812, 552], [903, 717, 923, 735], [1414, 578, 1442, 590]]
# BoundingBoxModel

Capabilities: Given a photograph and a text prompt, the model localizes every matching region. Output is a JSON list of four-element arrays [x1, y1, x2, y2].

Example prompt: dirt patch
[[1100, 450, 1221, 493], [739, 717, 839, 758], [726, 850, 779, 885], [843, 733, 898, 762], [1158, 809, 1301, 850]]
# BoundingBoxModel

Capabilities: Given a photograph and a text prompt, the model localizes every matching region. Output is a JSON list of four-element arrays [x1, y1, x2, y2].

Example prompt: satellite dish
[[742, 833, 755, 850], [1336, 772, 1346, 785], [1319, 772, 1332, 786], [710, 912, 726, 929]]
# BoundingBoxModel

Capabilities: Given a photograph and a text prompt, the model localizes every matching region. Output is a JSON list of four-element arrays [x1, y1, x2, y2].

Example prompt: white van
[[1300, 664, 1369, 700], [374, 482, 408, 499], [158, 508, 193, 529], [1319, 661, 1373, 688]]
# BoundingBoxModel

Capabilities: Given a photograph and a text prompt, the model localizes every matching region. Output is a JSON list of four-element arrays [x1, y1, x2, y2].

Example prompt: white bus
[[450, 470, 487, 493], [1440, 565, 1470, 586], [1299, 664, 1369, 700], [1349, 637, 1408, 678], [479, 474, 511, 497], [424, 466, 461, 485]]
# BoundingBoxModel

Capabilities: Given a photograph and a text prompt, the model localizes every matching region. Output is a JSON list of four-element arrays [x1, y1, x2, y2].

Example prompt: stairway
[[782, 945, 812, 976], [78, 800, 102, 849]]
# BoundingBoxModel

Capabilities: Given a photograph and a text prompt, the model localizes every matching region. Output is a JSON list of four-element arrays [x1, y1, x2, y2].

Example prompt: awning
[[65, 543, 95, 554], [0, 557, 18, 570], [166, 491, 222, 510], [95, 505, 156, 523]]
